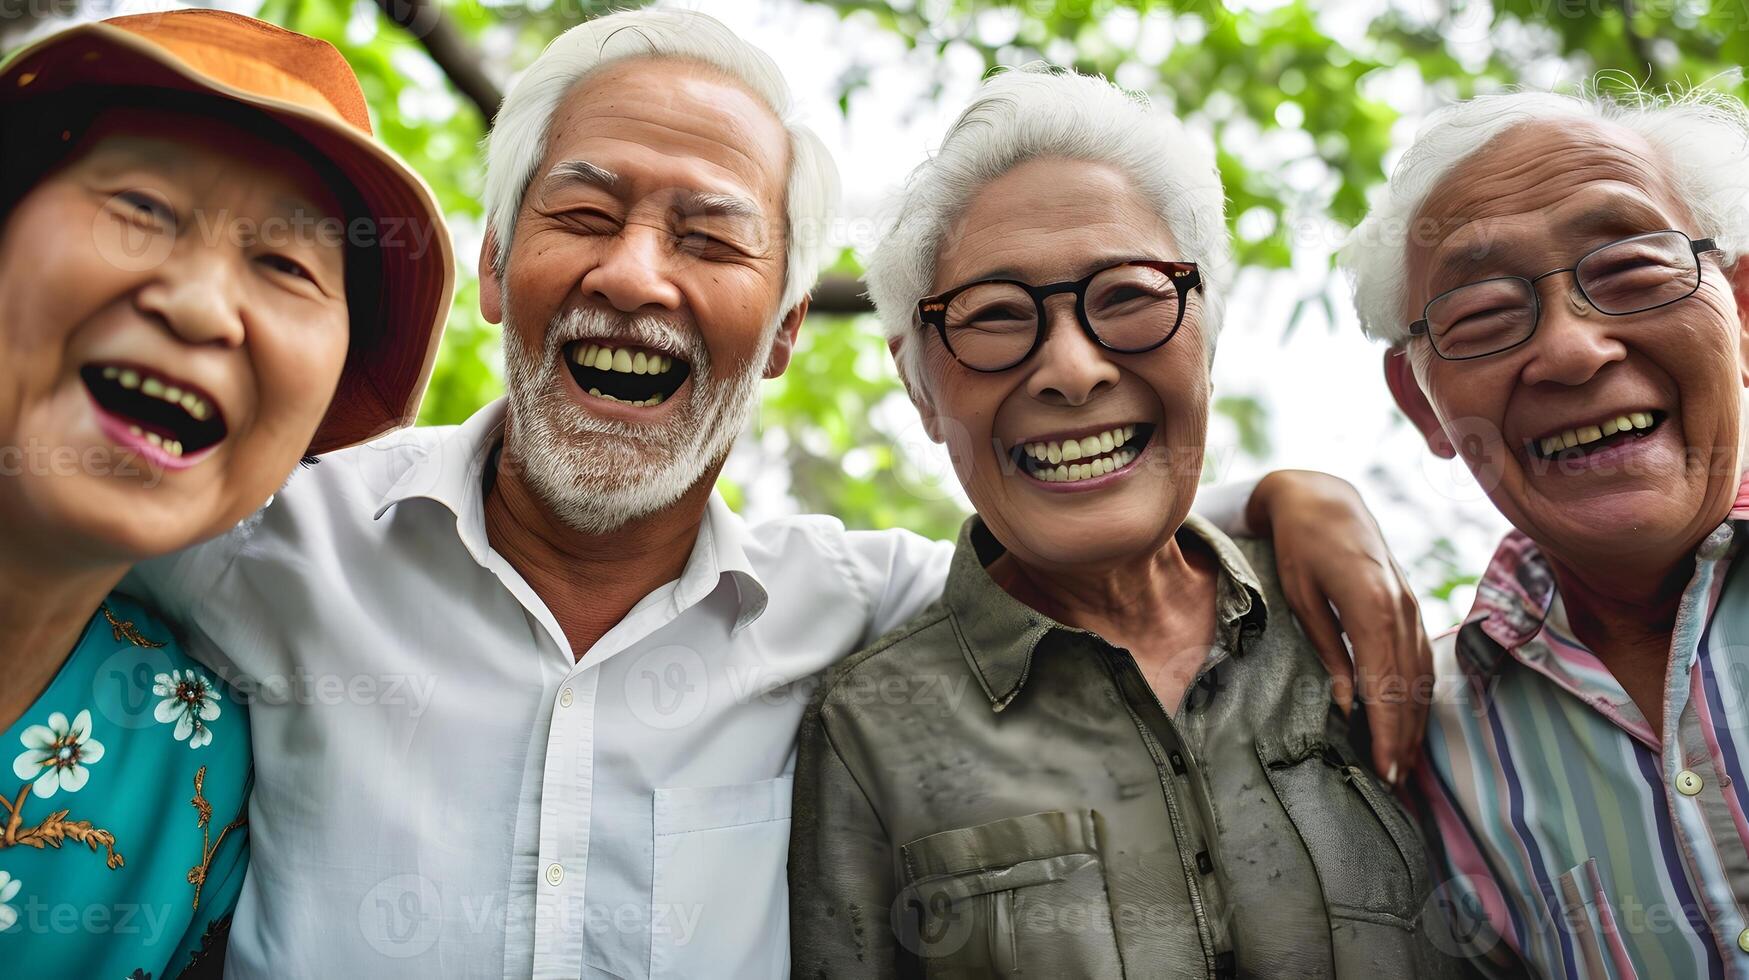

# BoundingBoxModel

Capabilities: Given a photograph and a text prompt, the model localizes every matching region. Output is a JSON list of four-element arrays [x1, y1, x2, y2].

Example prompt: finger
[[1290, 584, 1355, 714], [1341, 606, 1402, 781]]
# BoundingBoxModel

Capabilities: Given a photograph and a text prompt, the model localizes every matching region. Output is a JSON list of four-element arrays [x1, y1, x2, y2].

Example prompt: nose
[[1519, 277, 1627, 387], [579, 225, 683, 313], [1024, 295, 1121, 406], [134, 248, 246, 349]]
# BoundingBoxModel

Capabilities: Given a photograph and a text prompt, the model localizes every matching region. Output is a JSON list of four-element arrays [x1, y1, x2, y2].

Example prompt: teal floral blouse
[[0, 593, 249, 978]]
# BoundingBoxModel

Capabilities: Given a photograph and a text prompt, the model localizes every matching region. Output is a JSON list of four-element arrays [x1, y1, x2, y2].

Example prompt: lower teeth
[[1031, 448, 1137, 483], [588, 388, 665, 408]]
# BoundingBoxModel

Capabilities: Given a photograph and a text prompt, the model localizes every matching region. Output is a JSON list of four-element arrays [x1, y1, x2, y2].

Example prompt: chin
[[29, 476, 231, 565]]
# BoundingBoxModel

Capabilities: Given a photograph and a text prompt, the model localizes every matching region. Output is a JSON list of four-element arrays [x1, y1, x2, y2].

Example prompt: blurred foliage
[[160, 1, 1749, 543]]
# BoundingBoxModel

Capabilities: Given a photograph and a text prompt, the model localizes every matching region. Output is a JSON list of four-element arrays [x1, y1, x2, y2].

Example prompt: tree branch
[[810, 272, 873, 316], [372, 0, 503, 125]]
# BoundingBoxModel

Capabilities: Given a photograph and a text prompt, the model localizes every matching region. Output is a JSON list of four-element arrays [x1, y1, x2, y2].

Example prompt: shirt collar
[[943, 511, 1268, 712], [1456, 473, 1749, 677], [372, 397, 769, 630]]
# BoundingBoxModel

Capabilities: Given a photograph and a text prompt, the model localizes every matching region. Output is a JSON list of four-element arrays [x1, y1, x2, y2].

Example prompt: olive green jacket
[[788, 514, 1468, 978]]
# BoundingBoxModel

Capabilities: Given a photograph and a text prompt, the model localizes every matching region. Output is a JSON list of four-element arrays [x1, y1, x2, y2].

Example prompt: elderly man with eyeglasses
[[1343, 89, 1749, 978]]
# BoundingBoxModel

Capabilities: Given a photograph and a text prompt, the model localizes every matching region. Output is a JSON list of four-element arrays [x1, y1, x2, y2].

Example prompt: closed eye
[[259, 254, 317, 284], [111, 190, 174, 229]]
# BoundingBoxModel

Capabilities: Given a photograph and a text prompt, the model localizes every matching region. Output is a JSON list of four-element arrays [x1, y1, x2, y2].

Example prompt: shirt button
[[1676, 769, 1704, 796], [559, 688, 574, 708], [545, 862, 564, 886]]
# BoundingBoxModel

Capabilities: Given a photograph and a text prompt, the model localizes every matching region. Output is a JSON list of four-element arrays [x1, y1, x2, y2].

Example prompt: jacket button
[[1196, 850, 1213, 875], [1677, 769, 1704, 796], [1738, 928, 1749, 953], [1169, 751, 1187, 775]]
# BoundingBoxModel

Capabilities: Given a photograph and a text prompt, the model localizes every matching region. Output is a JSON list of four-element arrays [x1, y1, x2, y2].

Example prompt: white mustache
[[543, 307, 709, 374]]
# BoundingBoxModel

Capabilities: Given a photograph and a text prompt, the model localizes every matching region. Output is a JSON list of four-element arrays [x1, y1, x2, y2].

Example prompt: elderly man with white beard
[[121, 8, 1435, 977]]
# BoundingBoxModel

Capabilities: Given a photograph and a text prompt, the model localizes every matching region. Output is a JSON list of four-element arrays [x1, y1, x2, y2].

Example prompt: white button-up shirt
[[125, 399, 953, 978]]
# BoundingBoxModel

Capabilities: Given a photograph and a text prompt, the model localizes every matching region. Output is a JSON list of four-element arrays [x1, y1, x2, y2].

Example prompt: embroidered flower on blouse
[[0, 870, 19, 931], [153, 669, 222, 749], [10, 710, 106, 799]]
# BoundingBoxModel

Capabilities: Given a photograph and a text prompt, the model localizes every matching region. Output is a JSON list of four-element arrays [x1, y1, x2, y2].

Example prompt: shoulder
[[810, 599, 959, 712], [95, 594, 250, 749], [740, 513, 952, 597]]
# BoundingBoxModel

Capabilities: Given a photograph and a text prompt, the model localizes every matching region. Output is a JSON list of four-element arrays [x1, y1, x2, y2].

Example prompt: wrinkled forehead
[[538, 56, 790, 216], [1405, 118, 1693, 302]]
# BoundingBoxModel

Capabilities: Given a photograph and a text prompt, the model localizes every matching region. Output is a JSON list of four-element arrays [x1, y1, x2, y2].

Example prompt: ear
[[1384, 346, 1455, 459], [1728, 255, 1749, 388], [763, 296, 809, 379], [478, 227, 504, 325], [888, 334, 946, 444]]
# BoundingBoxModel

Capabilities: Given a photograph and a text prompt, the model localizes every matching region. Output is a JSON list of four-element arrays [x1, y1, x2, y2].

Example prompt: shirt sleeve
[[1191, 477, 1261, 538], [788, 695, 903, 979], [841, 527, 955, 644]]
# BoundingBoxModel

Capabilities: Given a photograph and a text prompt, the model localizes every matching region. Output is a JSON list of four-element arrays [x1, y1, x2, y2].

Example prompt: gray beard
[[501, 303, 775, 534]]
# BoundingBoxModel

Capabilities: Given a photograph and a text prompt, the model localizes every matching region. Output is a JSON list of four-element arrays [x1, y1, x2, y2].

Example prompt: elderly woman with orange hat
[[0, 10, 451, 976]]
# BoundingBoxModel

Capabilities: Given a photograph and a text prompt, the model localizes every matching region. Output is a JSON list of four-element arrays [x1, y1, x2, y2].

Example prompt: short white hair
[[482, 7, 839, 317], [1342, 85, 1749, 345], [866, 65, 1231, 389]]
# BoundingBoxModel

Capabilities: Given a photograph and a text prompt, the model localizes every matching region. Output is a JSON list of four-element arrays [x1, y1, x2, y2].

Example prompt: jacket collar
[[943, 512, 1268, 711]]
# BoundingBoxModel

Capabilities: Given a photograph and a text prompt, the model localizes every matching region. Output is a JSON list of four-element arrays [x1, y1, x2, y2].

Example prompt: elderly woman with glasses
[[788, 66, 1467, 978]]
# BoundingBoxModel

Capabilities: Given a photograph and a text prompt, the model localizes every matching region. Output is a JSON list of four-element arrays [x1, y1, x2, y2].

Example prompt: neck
[[989, 525, 1215, 650], [484, 446, 723, 661], [1548, 551, 1692, 658], [0, 547, 128, 730]]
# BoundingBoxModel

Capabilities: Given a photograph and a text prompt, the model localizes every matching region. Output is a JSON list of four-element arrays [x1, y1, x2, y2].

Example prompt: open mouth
[[1010, 423, 1154, 484], [563, 341, 691, 408], [1527, 410, 1664, 462], [81, 363, 227, 459]]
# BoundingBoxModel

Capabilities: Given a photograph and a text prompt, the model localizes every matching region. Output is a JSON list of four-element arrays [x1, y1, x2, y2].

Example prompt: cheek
[[248, 312, 350, 442], [685, 270, 783, 364]]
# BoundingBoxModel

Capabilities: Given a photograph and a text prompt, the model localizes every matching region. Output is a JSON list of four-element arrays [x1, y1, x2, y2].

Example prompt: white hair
[[866, 64, 1231, 389], [1342, 84, 1749, 345], [481, 7, 840, 317]]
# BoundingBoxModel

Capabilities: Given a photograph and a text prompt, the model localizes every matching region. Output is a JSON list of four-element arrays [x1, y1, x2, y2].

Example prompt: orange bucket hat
[[0, 9, 455, 454]]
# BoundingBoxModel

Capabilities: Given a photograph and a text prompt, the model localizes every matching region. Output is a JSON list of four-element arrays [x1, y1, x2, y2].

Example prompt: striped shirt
[[1416, 486, 1749, 979]]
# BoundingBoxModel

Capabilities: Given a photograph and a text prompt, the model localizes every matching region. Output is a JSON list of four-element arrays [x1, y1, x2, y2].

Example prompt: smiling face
[[910, 157, 1211, 570], [487, 56, 799, 532], [1397, 118, 1749, 570], [0, 107, 351, 567]]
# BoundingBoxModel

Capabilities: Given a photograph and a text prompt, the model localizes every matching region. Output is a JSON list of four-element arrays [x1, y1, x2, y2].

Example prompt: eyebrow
[[671, 189, 763, 223], [541, 159, 623, 195], [1431, 192, 1672, 287]]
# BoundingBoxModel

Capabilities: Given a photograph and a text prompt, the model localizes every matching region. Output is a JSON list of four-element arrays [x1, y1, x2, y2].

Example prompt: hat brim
[[0, 22, 456, 455]]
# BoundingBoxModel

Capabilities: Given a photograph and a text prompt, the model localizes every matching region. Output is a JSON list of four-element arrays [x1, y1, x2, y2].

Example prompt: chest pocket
[[1257, 736, 1441, 977], [896, 809, 1123, 979]]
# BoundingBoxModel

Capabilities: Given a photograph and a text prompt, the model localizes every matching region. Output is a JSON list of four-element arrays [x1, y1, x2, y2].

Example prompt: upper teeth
[[571, 343, 676, 375], [1017, 426, 1143, 482], [101, 365, 214, 421], [1021, 426, 1137, 466], [1538, 411, 1655, 456]]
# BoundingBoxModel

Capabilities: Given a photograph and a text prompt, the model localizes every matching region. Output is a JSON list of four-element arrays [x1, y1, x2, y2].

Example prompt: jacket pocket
[[1554, 857, 1637, 980], [650, 776, 793, 979], [897, 809, 1122, 979], [1258, 737, 1438, 976]]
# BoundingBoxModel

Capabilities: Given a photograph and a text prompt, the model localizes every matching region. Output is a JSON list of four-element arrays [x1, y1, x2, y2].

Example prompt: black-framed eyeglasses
[[916, 259, 1202, 373], [1408, 230, 1721, 361]]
